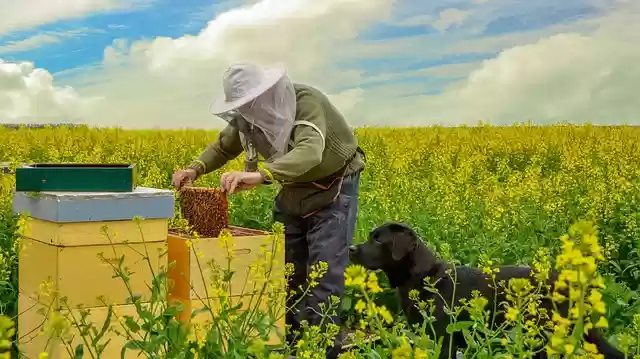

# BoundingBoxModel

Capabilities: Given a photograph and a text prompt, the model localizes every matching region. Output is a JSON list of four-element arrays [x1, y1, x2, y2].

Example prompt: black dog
[[349, 222, 624, 359]]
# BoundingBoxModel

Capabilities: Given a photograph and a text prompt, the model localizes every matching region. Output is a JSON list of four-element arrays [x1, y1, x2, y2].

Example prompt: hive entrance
[[178, 186, 229, 237]]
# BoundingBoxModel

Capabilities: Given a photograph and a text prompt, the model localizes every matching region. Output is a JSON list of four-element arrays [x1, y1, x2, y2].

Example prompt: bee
[[178, 186, 229, 238]]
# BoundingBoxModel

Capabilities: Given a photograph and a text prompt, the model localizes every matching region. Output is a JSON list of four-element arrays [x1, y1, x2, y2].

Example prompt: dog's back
[[349, 222, 624, 358], [404, 264, 623, 359]]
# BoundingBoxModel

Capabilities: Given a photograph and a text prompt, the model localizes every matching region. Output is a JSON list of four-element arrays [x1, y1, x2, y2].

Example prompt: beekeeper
[[172, 62, 365, 358]]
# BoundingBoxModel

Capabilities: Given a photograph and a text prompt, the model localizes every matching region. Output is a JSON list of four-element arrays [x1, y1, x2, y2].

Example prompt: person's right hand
[[172, 168, 198, 190]]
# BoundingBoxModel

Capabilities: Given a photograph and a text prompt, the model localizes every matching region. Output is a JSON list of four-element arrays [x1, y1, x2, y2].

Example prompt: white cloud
[[394, 14, 433, 27], [0, 28, 103, 54], [328, 88, 365, 115], [432, 8, 472, 32], [16, 0, 640, 129], [347, 5, 640, 126], [0, 34, 62, 54], [0, 0, 153, 35], [60, 0, 394, 129], [0, 60, 99, 124]]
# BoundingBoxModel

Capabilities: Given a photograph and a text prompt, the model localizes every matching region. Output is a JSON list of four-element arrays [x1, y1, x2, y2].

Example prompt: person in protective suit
[[172, 62, 365, 359]]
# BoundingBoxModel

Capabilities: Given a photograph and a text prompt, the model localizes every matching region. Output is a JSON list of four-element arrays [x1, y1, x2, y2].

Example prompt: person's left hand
[[220, 171, 264, 194]]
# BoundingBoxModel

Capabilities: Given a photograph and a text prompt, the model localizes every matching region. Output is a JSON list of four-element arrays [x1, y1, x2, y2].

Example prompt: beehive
[[168, 187, 286, 344], [166, 227, 286, 311], [13, 187, 174, 359]]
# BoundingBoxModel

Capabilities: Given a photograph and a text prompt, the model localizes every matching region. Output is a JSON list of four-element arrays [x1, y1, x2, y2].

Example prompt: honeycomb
[[178, 186, 229, 237]]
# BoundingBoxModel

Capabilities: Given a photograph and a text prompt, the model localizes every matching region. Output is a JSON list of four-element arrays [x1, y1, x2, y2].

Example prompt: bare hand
[[172, 168, 198, 190], [220, 171, 264, 194]]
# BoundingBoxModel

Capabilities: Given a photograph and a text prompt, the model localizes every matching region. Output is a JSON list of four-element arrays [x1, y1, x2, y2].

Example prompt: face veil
[[229, 74, 297, 161]]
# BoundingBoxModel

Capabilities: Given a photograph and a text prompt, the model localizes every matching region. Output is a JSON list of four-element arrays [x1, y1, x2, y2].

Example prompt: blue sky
[[0, 0, 638, 128]]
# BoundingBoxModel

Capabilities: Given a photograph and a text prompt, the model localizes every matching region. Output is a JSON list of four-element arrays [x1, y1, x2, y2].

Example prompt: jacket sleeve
[[261, 97, 326, 183], [188, 123, 244, 176]]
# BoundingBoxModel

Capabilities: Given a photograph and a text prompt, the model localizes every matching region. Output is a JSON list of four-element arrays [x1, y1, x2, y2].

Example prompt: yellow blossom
[[595, 316, 608, 328], [344, 265, 367, 289], [377, 305, 394, 324]]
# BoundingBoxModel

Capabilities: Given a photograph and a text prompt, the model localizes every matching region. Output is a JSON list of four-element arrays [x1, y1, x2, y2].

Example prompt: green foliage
[[1, 125, 640, 358]]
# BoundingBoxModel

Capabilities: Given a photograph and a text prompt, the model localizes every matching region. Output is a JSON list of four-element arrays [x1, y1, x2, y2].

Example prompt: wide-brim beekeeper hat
[[209, 62, 287, 116]]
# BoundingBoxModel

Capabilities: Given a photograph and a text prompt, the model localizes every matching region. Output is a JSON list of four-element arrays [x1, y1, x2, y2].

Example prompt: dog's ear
[[388, 223, 419, 261]]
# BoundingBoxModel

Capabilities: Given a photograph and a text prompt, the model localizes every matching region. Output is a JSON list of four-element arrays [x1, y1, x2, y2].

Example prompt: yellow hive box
[[17, 297, 166, 359], [19, 217, 168, 309], [13, 187, 176, 358], [166, 226, 286, 325]]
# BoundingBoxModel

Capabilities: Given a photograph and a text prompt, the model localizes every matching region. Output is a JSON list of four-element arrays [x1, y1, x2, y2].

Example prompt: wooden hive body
[[169, 187, 285, 345], [13, 187, 174, 358]]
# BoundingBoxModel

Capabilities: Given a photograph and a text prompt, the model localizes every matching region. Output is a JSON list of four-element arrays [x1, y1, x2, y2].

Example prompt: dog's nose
[[349, 245, 357, 254]]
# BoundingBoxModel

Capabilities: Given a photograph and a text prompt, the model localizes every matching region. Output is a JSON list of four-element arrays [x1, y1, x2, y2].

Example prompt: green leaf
[[121, 340, 145, 359], [223, 269, 235, 282], [73, 344, 84, 359], [92, 306, 113, 345], [123, 316, 141, 333], [164, 304, 181, 318], [191, 306, 211, 319], [342, 296, 352, 311], [446, 320, 474, 334]]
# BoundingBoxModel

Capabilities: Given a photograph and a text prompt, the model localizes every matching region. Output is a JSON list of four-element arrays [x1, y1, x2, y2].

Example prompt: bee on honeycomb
[[178, 186, 229, 237]]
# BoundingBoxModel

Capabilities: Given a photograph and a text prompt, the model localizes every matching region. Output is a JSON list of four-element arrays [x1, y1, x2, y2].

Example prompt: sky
[[0, 0, 638, 129]]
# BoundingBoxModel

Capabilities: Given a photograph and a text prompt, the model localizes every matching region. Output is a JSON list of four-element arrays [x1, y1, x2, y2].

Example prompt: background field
[[1, 124, 640, 343]]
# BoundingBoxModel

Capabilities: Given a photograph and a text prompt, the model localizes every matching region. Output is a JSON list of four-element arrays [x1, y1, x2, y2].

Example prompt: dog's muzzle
[[348, 245, 358, 254]]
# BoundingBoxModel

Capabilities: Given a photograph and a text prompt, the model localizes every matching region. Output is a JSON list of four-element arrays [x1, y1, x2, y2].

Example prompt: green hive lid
[[15, 163, 138, 193]]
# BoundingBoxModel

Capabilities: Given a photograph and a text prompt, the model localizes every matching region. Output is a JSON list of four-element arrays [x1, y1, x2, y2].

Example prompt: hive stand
[[13, 187, 174, 359], [167, 226, 286, 345]]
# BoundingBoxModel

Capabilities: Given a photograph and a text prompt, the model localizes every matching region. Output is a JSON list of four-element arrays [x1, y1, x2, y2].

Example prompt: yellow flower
[[550, 335, 564, 348], [391, 338, 412, 359], [505, 307, 519, 323], [582, 256, 597, 275], [377, 305, 394, 324], [366, 272, 383, 293], [592, 276, 606, 289], [564, 344, 575, 354], [595, 316, 608, 328], [38, 353, 50, 359], [0, 340, 11, 350], [338, 351, 358, 359], [354, 300, 366, 313], [570, 306, 581, 319], [588, 291, 606, 314], [584, 342, 598, 353], [552, 291, 567, 303], [414, 347, 429, 359], [344, 265, 367, 289]]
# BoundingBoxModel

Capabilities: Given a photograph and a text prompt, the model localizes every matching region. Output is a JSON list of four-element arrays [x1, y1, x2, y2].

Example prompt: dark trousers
[[275, 171, 360, 358]]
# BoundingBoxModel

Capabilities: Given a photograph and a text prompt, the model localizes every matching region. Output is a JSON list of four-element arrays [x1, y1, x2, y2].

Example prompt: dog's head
[[349, 222, 432, 271]]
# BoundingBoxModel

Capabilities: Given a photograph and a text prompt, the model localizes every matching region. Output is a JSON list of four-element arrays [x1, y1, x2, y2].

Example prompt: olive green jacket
[[188, 83, 365, 185]]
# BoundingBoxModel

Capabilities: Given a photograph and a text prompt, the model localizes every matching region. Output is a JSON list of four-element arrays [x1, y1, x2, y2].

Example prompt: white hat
[[209, 62, 287, 115]]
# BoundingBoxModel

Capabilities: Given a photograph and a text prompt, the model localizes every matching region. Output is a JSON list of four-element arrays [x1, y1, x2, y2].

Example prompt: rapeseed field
[[0, 124, 639, 358]]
